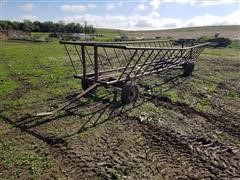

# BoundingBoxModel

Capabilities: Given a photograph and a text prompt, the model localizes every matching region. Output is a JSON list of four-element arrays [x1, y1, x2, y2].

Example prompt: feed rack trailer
[[35, 39, 209, 116]]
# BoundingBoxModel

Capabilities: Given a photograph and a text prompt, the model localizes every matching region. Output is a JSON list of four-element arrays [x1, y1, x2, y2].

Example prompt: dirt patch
[[143, 94, 240, 140], [37, 110, 240, 179]]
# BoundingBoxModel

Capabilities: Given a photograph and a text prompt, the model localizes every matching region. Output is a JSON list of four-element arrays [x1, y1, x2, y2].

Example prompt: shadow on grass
[[0, 96, 143, 146], [0, 70, 189, 146]]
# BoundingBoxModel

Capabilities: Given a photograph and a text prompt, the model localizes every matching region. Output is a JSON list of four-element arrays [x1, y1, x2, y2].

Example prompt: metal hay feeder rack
[[36, 39, 209, 116]]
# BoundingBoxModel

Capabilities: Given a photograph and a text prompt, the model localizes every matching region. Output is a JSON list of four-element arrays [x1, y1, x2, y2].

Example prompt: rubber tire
[[183, 62, 195, 76], [121, 81, 139, 105]]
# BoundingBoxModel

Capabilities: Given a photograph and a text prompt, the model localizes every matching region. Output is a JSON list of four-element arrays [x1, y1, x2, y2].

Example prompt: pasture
[[0, 37, 240, 179]]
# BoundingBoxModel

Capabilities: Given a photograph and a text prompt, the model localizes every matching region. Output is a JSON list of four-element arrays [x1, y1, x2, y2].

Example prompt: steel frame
[[35, 39, 209, 116], [61, 40, 208, 87]]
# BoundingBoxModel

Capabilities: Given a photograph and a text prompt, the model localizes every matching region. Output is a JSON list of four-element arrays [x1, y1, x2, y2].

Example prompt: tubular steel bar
[[135, 50, 155, 75], [126, 49, 146, 79], [60, 39, 171, 46], [64, 43, 77, 75], [74, 45, 83, 64], [94, 45, 98, 82], [85, 46, 94, 67], [125, 42, 209, 50], [103, 47, 113, 69], [113, 48, 123, 67], [118, 49, 138, 81], [142, 49, 169, 76], [81, 45, 86, 84]]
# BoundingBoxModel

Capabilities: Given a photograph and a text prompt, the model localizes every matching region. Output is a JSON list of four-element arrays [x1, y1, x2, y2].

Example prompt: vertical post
[[181, 41, 184, 57], [94, 45, 98, 83], [81, 45, 86, 83], [190, 41, 194, 59]]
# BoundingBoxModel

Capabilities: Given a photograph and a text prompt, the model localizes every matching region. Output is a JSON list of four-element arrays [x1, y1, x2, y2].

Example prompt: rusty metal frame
[[35, 40, 209, 116], [61, 40, 209, 86]]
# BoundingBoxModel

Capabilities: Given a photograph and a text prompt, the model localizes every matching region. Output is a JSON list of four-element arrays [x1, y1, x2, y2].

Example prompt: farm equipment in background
[[35, 39, 209, 116]]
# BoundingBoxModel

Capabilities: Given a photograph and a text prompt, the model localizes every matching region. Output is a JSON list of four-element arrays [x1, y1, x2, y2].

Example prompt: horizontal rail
[[62, 42, 128, 49], [60, 41, 209, 51], [125, 42, 209, 51], [60, 39, 171, 45]]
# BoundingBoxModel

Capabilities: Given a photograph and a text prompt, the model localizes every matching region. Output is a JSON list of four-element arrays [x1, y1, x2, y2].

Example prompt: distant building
[[0, 30, 8, 36], [136, 37, 145, 40], [49, 32, 62, 38], [113, 35, 129, 41], [72, 33, 95, 41], [93, 34, 104, 37], [72, 33, 85, 40], [0, 30, 31, 39]]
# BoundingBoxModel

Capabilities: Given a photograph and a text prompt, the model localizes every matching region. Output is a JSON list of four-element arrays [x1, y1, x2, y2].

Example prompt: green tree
[[33, 21, 41, 32], [22, 20, 34, 32], [0, 20, 94, 33]]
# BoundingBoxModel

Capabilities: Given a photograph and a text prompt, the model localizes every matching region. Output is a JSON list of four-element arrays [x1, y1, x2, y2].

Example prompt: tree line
[[0, 20, 95, 33]]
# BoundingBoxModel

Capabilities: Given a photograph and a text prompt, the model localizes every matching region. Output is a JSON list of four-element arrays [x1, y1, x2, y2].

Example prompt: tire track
[[49, 109, 240, 179], [143, 93, 240, 140], [22, 93, 240, 179], [120, 114, 240, 179]]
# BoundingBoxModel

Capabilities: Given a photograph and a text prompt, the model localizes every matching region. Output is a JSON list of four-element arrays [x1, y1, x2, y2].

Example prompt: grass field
[[95, 28, 123, 41], [125, 25, 240, 40], [0, 37, 240, 179], [96, 25, 240, 41]]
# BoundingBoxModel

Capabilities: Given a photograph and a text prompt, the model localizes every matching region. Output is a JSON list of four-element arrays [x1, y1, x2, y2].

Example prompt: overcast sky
[[1, 0, 240, 30]]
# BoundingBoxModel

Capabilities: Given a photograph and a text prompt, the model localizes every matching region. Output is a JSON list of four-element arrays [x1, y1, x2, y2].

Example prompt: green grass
[[95, 28, 123, 41], [0, 40, 71, 178], [0, 41, 76, 105], [228, 40, 240, 48], [162, 90, 180, 102], [1, 138, 54, 178], [126, 25, 240, 33], [0, 80, 19, 95], [31, 32, 50, 41], [1, 39, 239, 118], [0, 38, 240, 179]]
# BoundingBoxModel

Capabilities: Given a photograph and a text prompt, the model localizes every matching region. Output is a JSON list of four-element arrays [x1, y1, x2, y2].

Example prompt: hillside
[[97, 25, 240, 40]]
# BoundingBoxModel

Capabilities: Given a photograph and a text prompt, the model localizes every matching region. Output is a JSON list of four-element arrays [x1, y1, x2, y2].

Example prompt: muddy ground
[[0, 42, 240, 179]]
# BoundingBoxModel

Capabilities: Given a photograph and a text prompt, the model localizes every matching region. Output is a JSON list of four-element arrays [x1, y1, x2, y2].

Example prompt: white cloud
[[135, 19, 153, 27], [162, 0, 236, 6], [106, 3, 116, 11], [193, 0, 236, 6], [185, 9, 240, 26], [63, 12, 177, 30], [60, 4, 97, 13], [63, 9, 240, 30], [140, 0, 235, 11], [134, 2, 146, 11], [20, 3, 36, 12], [150, 0, 161, 10], [60, 4, 87, 13], [19, 15, 40, 21]]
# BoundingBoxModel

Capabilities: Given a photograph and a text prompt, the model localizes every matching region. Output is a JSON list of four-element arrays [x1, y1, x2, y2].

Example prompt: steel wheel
[[183, 62, 195, 76], [81, 79, 92, 90], [121, 81, 139, 105]]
